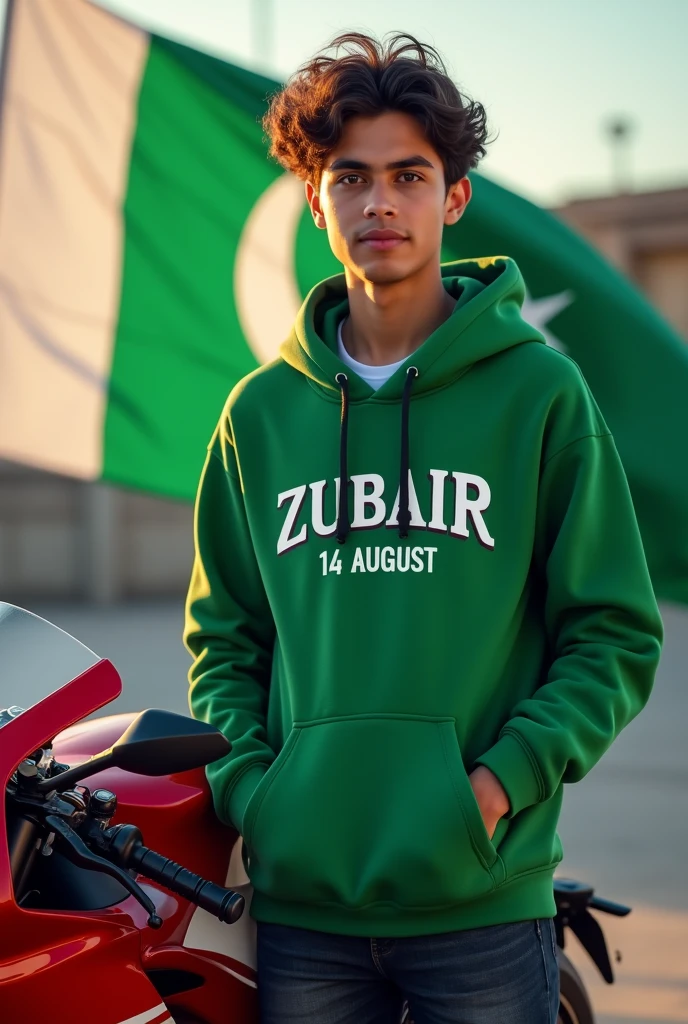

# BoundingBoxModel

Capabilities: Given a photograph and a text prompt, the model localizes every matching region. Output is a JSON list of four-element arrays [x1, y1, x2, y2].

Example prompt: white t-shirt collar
[[336, 318, 408, 392]]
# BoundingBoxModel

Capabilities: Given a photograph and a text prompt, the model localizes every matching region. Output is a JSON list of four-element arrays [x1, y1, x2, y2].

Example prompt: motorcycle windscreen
[[0, 603, 100, 728]]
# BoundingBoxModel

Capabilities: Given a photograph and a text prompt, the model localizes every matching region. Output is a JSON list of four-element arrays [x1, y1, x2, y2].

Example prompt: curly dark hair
[[263, 32, 492, 189]]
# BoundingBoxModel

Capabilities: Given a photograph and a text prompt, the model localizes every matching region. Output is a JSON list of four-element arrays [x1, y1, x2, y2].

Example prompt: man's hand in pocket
[[468, 766, 510, 840]]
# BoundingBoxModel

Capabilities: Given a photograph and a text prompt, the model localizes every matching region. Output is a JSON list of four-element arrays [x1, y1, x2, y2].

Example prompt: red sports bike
[[0, 602, 628, 1024]]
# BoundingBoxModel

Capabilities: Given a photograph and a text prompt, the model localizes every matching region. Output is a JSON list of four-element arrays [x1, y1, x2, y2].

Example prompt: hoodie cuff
[[474, 731, 544, 818], [225, 762, 270, 834]]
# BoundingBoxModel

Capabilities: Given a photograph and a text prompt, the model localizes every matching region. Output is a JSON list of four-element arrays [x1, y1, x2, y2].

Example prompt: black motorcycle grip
[[131, 844, 245, 924]]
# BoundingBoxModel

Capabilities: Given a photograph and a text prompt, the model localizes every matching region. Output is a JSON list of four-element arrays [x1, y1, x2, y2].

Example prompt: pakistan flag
[[1, 0, 687, 602]]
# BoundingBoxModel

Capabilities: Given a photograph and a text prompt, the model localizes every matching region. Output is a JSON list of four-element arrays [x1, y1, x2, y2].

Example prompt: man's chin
[[354, 259, 417, 286]]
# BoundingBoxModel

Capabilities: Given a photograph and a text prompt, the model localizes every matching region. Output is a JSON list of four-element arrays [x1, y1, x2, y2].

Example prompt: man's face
[[306, 111, 470, 286]]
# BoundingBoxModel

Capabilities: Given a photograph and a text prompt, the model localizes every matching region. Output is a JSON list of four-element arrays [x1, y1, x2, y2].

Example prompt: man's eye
[[339, 174, 363, 185], [399, 172, 421, 183]]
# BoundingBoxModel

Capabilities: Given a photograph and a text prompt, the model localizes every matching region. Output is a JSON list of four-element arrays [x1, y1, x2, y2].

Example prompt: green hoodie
[[185, 255, 663, 937]]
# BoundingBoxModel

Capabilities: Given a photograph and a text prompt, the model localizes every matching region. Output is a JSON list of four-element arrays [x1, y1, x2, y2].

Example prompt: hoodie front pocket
[[242, 714, 505, 910]]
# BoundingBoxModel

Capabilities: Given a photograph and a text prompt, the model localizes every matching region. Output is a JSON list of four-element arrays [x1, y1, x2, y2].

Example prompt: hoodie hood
[[278, 255, 547, 544], [279, 255, 546, 402]]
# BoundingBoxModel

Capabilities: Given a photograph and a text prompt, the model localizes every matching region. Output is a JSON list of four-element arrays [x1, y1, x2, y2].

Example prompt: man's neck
[[341, 261, 456, 367]]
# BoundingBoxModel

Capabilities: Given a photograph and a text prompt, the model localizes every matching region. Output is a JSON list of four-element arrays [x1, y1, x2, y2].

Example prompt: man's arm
[[475, 429, 664, 818], [184, 423, 276, 835]]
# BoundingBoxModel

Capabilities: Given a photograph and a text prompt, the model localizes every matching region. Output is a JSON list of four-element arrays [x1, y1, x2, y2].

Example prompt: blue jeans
[[256, 917, 560, 1023]]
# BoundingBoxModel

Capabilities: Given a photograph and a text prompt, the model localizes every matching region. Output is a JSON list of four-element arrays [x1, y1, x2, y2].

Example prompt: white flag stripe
[[0, 0, 148, 477], [116, 1004, 169, 1024]]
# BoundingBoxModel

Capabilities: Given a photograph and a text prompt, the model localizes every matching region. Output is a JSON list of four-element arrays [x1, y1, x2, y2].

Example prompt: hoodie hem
[[248, 864, 558, 937]]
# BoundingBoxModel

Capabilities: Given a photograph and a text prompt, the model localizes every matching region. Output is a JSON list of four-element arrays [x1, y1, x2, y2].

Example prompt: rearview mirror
[[38, 709, 230, 792], [110, 709, 230, 775]]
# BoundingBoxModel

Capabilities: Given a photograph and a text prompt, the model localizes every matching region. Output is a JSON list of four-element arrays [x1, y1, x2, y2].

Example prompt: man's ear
[[444, 177, 472, 226], [305, 181, 327, 230]]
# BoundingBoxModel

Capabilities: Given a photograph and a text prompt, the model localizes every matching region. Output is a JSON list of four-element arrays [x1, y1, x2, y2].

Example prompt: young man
[[185, 33, 663, 1024]]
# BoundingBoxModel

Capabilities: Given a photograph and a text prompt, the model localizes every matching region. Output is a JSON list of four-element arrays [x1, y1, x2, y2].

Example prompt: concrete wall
[[0, 461, 193, 602]]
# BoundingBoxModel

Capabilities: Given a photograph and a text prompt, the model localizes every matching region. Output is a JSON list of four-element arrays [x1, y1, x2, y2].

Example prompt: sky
[[2, 0, 687, 207]]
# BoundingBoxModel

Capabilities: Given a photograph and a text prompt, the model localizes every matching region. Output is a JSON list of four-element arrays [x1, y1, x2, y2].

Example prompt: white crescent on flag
[[234, 173, 305, 364]]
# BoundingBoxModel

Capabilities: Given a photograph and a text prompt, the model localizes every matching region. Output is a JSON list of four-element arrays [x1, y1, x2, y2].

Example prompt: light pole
[[605, 115, 635, 195], [251, 0, 274, 71]]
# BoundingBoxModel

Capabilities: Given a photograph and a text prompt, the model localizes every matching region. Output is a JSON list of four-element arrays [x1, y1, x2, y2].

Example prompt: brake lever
[[568, 906, 614, 983], [44, 815, 163, 928]]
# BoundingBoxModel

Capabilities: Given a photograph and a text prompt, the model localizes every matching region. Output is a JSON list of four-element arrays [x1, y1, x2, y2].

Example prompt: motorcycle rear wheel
[[557, 949, 595, 1024]]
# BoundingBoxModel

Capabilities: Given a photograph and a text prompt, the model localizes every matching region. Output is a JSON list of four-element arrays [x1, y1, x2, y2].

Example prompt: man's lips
[[358, 229, 409, 252]]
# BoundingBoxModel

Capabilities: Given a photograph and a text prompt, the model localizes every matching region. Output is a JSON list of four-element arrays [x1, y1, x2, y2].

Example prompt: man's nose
[[363, 181, 397, 219]]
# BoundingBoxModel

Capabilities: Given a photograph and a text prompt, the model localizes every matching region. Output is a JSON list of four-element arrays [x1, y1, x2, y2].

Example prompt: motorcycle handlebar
[[105, 824, 245, 924], [589, 894, 632, 917], [132, 845, 245, 924]]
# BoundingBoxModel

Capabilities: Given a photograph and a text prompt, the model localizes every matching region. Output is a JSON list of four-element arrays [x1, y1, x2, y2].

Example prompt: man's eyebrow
[[387, 155, 435, 170], [327, 155, 436, 172]]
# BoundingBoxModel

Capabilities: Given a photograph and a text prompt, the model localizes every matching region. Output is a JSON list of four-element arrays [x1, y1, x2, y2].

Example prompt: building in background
[[1, 183, 687, 604], [554, 184, 688, 338]]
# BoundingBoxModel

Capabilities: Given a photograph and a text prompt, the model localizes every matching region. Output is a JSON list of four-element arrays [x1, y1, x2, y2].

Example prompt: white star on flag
[[521, 288, 575, 352]]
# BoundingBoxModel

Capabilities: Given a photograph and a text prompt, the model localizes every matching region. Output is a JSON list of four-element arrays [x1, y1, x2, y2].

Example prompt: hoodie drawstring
[[398, 366, 419, 538], [335, 372, 350, 543], [335, 366, 418, 544]]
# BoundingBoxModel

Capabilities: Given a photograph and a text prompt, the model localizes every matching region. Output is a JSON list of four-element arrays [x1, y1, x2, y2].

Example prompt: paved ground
[[24, 599, 688, 1023]]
